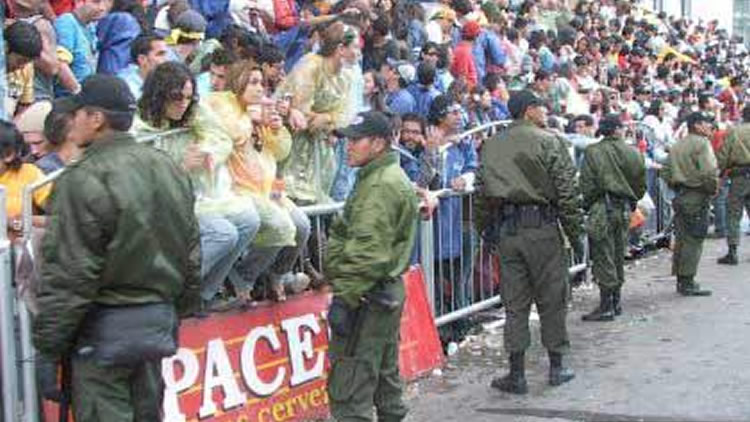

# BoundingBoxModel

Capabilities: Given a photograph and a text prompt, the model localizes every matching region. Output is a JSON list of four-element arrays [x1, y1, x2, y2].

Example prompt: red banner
[[44, 266, 443, 422]]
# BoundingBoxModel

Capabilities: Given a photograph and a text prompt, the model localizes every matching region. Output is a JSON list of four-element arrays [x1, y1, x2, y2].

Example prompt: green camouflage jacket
[[33, 132, 201, 357], [580, 136, 647, 211], [325, 152, 419, 308]]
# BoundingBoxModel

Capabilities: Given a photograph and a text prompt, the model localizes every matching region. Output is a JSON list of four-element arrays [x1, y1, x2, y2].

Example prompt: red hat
[[462, 20, 481, 39]]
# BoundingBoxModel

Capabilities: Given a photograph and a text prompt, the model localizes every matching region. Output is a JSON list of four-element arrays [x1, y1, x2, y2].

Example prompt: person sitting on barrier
[[0, 120, 51, 238], [204, 60, 311, 302], [34, 97, 80, 174], [133, 61, 261, 310]]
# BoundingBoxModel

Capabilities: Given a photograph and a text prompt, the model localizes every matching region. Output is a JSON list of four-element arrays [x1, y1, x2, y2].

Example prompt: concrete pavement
[[405, 238, 750, 422]]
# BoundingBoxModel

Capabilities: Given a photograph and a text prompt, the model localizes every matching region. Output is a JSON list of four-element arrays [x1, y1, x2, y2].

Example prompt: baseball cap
[[15, 101, 52, 133], [685, 111, 713, 128], [431, 8, 458, 25], [70, 75, 137, 115], [508, 90, 544, 119], [462, 20, 481, 39], [386, 59, 416, 85], [598, 113, 624, 133], [335, 112, 393, 140]]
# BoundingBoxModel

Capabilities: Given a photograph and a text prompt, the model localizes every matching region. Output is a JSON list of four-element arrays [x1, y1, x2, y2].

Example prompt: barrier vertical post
[[419, 217, 435, 316], [20, 185, 40, 422], [0, 186, 20, 422]]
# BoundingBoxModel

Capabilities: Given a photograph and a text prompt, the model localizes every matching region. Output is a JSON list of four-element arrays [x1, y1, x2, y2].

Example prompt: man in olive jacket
[[476, 90, 584, 395], [33, 75, 201, 421], [325, 111, 418, 421], [580, 114, 646, 321], [716, 105, 750, 265], [661, 112, 718, 296]]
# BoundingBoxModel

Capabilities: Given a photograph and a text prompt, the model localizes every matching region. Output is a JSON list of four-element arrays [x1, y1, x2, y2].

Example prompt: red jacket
[[451, 41, 478, 88]]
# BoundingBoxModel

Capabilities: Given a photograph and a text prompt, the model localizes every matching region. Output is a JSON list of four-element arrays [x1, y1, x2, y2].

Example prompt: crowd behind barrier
[[0, 0, 748, 419], [0, 117, 675, 421]]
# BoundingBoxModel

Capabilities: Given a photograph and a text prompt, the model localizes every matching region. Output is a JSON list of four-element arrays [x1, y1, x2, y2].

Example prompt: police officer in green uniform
[[33, 75, 201, 421], [325, 111, 419, 421], [580, 114, 646, 321], [661, 112, 718, 296], [716, 105, 750, 265], [477, 90, 584, 394]]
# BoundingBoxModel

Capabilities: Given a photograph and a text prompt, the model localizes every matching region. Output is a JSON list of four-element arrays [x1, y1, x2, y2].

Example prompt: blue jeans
[[199, 209, 260, 300], [235, 204, 312, 291]]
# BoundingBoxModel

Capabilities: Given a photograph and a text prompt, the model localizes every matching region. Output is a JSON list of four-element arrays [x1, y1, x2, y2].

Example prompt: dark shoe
[[612, 288, 622, 316], [548, 352, 575, 386], [549, 366, 576, 386], [490, 352, 528, 394], [677, 277, 712, 296], [490, 373, 528, 394], [717, 253, 739, 265], [717, 246, 738, 265], [582, 290, 615, 321]]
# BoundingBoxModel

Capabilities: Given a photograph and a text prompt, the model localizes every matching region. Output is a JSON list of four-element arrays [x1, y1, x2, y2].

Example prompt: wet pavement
[[405, 238, 750, 422]]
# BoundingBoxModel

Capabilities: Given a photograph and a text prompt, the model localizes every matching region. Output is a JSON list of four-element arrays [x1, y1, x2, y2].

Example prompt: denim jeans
[[235, 203, 312, 292], [199, 208, 260, 300]]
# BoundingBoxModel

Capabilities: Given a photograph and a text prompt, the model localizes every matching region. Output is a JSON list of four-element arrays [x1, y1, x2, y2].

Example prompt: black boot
[[581, 289, 615, 321], [677, 276, 712, 296], [490, 352, 528, 394], [612, 287, 622, 316], [717, 245, 738, 265], [548, 351, 575, 386]]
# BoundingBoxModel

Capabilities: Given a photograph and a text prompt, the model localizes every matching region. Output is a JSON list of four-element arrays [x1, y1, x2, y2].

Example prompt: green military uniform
[[661, 132, 718, 292], [477, 118, 583, 356], [716, 123, 750, 263], [34, 133, 201, 422], [325, 151, 418, 421], [579, 134, 646, 317]]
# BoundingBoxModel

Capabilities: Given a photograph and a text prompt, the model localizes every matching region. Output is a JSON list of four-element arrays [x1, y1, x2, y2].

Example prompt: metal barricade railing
[[0, 186, 20, 422]]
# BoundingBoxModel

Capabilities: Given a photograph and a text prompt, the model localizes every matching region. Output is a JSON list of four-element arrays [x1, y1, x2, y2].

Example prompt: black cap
[[508, 89, 544, 119], [685, 111, 713, 129], [335, 111, 393, 140], [598, 113, 624, 135], [71, 74, 137, 115]]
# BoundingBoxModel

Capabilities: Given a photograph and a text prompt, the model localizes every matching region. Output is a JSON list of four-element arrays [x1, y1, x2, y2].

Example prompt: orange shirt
[[0, 163, 51, 218]]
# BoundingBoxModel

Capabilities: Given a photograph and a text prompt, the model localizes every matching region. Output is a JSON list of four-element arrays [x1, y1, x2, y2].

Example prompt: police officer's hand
[[327, 297, 354, 338]]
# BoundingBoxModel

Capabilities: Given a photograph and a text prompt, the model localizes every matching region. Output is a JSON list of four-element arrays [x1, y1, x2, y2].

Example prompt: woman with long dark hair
[[134, 61, 261, 308]]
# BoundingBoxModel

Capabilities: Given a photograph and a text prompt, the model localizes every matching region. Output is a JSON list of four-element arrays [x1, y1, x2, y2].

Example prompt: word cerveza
[[162, 312, 329, 422]]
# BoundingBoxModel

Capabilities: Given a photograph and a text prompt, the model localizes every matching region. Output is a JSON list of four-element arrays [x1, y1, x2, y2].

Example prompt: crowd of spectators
[[0, 0, 748, 309]]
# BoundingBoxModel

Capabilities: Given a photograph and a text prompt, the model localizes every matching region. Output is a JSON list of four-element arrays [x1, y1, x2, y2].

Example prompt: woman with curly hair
[[133, 61, 261, 309], [204, 60, 311, 301]]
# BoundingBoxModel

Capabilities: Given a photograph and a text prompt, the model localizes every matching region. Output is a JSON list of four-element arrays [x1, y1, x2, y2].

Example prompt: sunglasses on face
[[168, 91, 198, 103]]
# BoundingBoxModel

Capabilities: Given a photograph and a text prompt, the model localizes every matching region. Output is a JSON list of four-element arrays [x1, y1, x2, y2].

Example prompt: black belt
[[498, 203, 558, 230]]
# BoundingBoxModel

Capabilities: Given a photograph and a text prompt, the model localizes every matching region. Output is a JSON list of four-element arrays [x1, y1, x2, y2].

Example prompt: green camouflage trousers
[[672, 190, 711, 278], [327, 301, 406, 422], [727, 174, 750, 247], [497, 223, 570, 354], [587, 201, 629, 291], [71, 356, 162, 422]]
